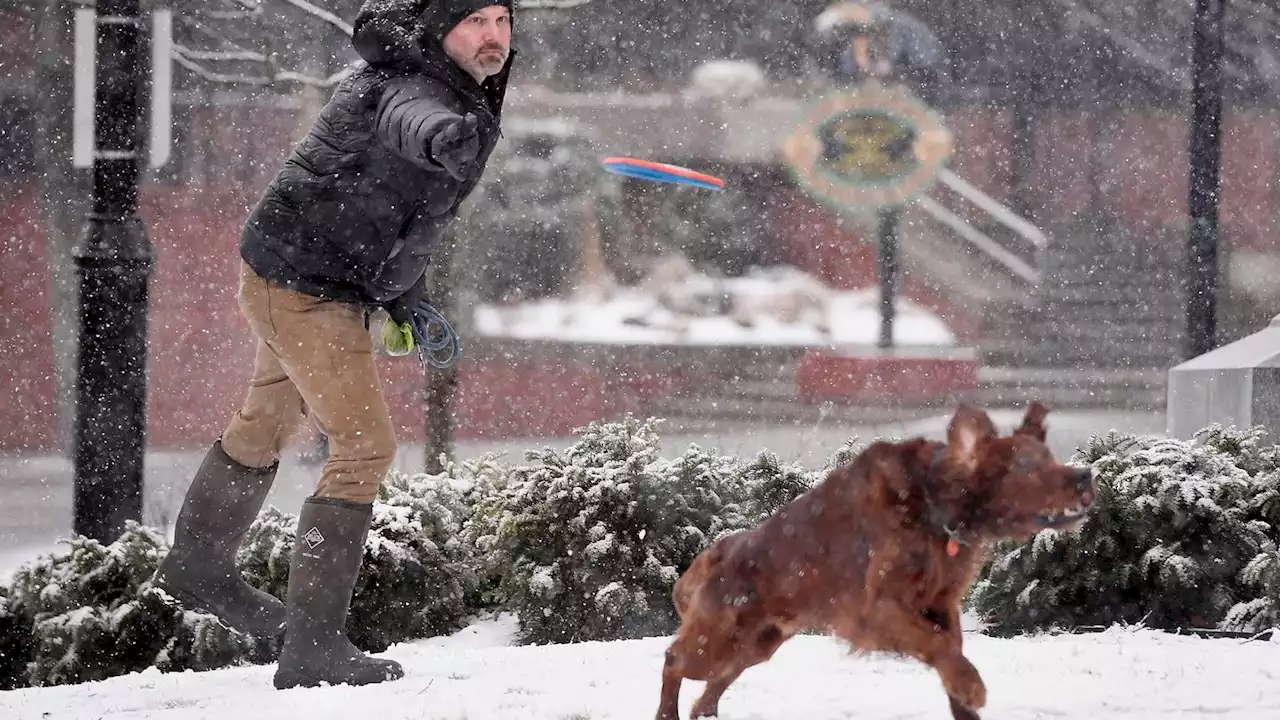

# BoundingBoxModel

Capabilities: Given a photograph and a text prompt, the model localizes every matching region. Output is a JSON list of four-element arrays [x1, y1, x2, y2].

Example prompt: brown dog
[[656, 402, 1095, 720]]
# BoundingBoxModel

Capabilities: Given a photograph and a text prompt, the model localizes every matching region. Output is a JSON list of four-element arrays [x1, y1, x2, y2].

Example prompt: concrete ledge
[[795, 346, 980, 404]]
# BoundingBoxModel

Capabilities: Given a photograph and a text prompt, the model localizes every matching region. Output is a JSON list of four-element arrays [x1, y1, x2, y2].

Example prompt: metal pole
[[877, 206, 900, 349], [72, 0, 154, 543], [423, 230, 458, 475], [1186, 0, 1225, 359]]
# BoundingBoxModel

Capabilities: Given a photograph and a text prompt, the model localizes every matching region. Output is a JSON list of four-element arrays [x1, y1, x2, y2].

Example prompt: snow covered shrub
[[1214, 425, 1280, 633], [970, 425, 1280, 634], [738, 448, 822, 522], [351, 470, 483, 650], [464, 415, 820, 645], [237, 470, 484, 653], [0, 467, 491, 688], [0, 583, 33, 690], [821, 437, 870, 472], [1, 523, 264, 688], [1222, 543, 1280, 633]]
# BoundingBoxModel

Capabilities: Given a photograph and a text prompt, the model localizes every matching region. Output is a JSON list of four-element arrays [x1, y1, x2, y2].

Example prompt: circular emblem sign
[[781, 82, 954, 210]]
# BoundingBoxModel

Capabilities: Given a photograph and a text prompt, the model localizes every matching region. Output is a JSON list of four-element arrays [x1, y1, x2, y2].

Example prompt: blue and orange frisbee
[[601, 156, 725, 191]]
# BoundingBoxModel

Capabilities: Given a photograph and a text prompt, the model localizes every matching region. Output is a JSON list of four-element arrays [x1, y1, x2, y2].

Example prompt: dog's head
[[939, 402, 1096, 541]]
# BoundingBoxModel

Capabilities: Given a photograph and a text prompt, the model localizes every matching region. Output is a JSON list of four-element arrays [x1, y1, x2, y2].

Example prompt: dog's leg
[[949, 695, 982, 720], [656, 643, 687, 720], [690, 666, 744, 719], [867, 597, 987, 714], [936, 607, 984, 716], [936, 651, 985, 717], [689, 623, 788, 719], [659, 626, 723, 720]]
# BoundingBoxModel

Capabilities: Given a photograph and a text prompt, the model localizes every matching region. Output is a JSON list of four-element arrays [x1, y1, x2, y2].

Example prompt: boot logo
[[302, 526, 325, 549]]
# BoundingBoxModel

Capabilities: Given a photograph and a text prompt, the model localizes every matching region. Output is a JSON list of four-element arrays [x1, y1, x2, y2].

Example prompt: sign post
[[781, 82, 953, 349]]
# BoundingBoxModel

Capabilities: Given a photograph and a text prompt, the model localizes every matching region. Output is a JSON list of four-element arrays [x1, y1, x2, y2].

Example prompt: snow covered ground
[[4, 613, 1278, 720], [474, 265, 956, 347]]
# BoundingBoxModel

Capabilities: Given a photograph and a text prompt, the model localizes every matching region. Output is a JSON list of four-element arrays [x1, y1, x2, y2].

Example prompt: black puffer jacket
[[239, 0, 515, 309]]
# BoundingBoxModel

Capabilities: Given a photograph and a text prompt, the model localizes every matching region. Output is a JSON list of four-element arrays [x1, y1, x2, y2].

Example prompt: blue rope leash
[[412, 302, 461, 370]]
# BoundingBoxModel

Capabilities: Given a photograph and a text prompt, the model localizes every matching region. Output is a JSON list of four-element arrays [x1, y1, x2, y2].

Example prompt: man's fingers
[[443, 160, 468, 182], [443, 114, 477, 146]]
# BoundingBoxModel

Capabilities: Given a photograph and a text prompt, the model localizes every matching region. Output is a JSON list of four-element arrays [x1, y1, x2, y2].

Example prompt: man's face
[[443, 6, 512, 82]]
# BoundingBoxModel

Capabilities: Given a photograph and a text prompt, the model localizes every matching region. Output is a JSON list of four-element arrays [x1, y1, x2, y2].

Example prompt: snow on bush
[[463, 415, 822, 645], [0, 523, 266, 689], [0, 466, 493, 689], [970, 424, 1280, 635], [0, 582, 34, 690]]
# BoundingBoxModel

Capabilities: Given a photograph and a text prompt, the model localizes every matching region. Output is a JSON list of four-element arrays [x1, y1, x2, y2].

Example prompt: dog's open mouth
[[1032, 496, 1093, 528]]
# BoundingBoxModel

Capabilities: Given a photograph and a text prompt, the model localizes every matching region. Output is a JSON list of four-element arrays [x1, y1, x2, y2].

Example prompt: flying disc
[[601, 156, 725, 191]]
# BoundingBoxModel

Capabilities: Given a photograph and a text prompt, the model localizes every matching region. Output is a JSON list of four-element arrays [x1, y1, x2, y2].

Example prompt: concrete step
[[978, 338, 1181, 369], [1046, 248, 1182, 268], [982, 317, 1184, 348], [967, 365, 1169, 410], [1050, 303, 1183, 325], [1042, 321, 1184, 344], [1042, 286, 1184, 306], [977, 365, 1168, 388], [979, 342, 1181, 364], [1045, 248, 1179, 266], [1047, 236, 1182, 255], [1046, 278, 1182, 296], [1046, 268, 1180, 283], [964, 382, 1166, 411]]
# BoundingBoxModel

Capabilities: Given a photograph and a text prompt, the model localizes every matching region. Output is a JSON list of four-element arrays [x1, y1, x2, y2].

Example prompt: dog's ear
[[1014, 401, 1049, 442], [946, 404, 997, 474]]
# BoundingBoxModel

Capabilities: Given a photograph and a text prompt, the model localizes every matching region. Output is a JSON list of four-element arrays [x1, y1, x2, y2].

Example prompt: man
[[150, 0, 515, 690]]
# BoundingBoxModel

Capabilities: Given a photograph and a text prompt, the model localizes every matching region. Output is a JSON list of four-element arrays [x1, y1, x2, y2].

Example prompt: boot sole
[[273, 668, 323, 690], [272, 666, 405, 690]]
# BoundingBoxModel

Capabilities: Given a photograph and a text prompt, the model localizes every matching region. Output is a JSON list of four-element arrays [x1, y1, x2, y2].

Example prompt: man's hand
[[384, 298, 460, 369], [431, 113, 480, 182]]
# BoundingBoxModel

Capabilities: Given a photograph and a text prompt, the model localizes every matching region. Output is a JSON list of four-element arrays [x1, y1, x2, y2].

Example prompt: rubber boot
[[272, 496, 404, 689], [152, 439, 286, 638]]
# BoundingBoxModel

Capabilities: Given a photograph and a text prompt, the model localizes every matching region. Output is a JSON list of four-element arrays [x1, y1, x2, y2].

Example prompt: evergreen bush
[[970, 425, 1280, 635], [0, 465, 492, 688], [1, 523, 267, 688], [463, 415, 822, 645]]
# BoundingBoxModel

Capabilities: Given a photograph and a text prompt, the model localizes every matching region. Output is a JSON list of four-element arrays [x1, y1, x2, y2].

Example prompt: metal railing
[[915, 168, 1050, 286]]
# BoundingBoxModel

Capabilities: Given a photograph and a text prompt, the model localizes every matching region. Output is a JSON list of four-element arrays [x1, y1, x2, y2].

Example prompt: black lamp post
[[72, 0, 154, 543], [1186, 0, 1225, 358]]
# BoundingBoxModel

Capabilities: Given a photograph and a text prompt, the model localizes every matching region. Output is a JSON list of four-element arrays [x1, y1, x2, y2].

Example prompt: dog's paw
[[689, 699, 720, 719], [942, 656, 986, 711], [948, 695, 982, 720]]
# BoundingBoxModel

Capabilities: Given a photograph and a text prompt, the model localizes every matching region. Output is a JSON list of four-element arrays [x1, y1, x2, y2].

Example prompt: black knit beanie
[[419, 0, 514, 43]]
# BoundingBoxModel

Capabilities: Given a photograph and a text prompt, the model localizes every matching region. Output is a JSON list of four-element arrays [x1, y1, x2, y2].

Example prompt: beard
[[476, 44, 507, 67]]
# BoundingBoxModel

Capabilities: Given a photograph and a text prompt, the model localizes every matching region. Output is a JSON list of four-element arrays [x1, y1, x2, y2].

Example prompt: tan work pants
[[220, 262, 396, 503]]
